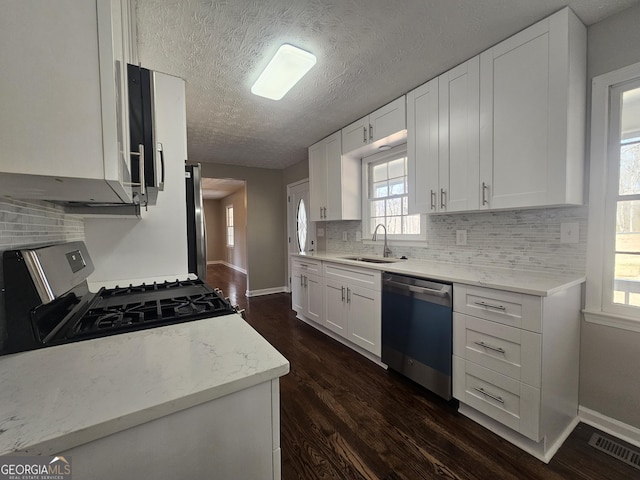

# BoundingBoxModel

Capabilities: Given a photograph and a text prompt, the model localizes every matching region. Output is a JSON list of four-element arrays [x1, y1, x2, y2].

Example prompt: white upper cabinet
[[407, 57, 479, 214], [308, 131, 360, 222], [309, 139, 328, 221], [407, 78, 439, 214], [439, 57, 480, 212], [342, 97, 407, 158], [479, 7, 586, 210], [0, 0, 135, 204]]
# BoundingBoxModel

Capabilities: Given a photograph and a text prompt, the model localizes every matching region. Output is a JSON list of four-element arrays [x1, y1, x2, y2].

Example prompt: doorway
[[287, 180, 316, 292], [201, 177, 248, 277]]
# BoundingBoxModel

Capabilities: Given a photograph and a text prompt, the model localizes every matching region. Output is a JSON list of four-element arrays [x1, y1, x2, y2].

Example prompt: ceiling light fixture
[[251, 44, 316, 100]]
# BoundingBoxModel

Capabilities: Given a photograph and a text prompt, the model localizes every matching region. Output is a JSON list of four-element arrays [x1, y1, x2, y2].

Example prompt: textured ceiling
[[136, 0, 640, 170], [201, 177, 245, 199]]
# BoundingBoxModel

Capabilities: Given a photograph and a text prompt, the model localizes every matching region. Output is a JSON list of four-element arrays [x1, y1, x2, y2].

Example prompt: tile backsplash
[[0, 197, 85, 349], [325, 206, 588, 276]]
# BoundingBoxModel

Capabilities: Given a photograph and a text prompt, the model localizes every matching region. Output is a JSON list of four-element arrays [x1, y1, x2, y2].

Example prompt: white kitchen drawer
[[324, 262, 381, 291], [453, 313, 541, 387], [453, 284, 542, 332], [292, 257, 323, 275], [453, 357, 541, 441]]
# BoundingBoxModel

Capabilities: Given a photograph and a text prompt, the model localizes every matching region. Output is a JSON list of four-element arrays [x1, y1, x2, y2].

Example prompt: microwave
[[128, 63, 164, 206]]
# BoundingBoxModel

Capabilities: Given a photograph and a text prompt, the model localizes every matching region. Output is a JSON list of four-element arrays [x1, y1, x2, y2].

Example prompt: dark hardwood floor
[[206, 264, 639, 480]]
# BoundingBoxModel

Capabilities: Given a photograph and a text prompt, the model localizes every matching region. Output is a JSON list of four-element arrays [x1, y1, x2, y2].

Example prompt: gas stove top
[[69, 279, 235, 340], [2, 243, 239, 356]]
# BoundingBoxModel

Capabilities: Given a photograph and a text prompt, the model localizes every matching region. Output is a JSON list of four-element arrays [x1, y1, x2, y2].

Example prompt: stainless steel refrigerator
[[185, 164, 208, 279]]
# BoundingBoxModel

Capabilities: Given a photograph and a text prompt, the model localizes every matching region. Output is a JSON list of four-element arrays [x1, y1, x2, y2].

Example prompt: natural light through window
[[296, 198, 307, 253], [368, 152, 421, 237], [226, 205, 234, 247], [612, 85, 640, 308]]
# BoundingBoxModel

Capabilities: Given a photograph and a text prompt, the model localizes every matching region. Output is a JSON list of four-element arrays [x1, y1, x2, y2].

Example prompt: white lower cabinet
[[452, 283, 582, 463], [325, 278, 381, 356], [323, 262, 381, 356], [291, 258, 324, 325], [291, 257, 382, 359]]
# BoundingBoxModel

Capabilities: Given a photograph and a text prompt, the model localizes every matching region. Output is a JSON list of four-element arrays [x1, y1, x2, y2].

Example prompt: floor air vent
[[589, 433, 640, 471]]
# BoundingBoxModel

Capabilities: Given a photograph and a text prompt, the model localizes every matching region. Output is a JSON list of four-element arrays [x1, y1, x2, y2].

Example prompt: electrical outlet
[[456, 230, 467, 246], [355, 231, 362, 242], [342, 231, 348, 241], [561, 222, 579, 244]]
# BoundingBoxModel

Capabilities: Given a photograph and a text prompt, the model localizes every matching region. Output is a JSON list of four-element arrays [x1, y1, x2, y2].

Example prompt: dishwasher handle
[[383, 275, 452, 307], [385, 279, 449, 298]]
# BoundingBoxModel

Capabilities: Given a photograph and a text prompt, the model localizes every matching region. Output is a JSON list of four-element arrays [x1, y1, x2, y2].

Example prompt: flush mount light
[[378, 145, 392, 151], [251, 44, 316, 100]]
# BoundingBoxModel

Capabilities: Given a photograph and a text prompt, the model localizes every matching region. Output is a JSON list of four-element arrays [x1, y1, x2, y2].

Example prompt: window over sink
[[361, 145, 426, 242]]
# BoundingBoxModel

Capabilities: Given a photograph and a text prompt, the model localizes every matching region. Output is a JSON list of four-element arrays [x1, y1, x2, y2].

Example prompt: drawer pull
[[474, 301, 506, 311], [474, 387, 505, 404], [474, 341, 505, 354]]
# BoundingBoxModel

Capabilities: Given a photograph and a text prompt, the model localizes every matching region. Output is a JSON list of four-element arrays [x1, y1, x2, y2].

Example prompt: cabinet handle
[[474, 387, 505, 404], [430, 190, 436, 210], [157, 143, 165, 190], [130, 144, 145, 187], [341, 286, 345, 302], [369, 124, 373, 142], [363, 126, 367, 144], [474, 341, 506, 354], [304, 275, 308, 288], [320, 207, 323, 219], [346, 287, 351, 303], [324, 207, 327, 219], [440, 188, 446, 209], [474, 301, 506, 311], [300, 275, 304, 287], [482, 182, 489, 206]]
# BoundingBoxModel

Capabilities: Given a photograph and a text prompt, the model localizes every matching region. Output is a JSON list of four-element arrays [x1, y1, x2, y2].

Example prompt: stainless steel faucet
[[372, 223, 392, 258]]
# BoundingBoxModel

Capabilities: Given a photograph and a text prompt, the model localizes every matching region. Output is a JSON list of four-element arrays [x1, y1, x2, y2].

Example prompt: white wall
[[579, 2, 640, 430], [204, 187, 247, 272]]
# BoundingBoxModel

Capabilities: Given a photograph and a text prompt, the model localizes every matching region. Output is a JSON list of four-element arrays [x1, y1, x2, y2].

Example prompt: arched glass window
[[296, 198, 308, 253]]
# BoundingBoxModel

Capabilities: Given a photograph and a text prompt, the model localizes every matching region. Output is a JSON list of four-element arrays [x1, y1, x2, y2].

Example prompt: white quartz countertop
[[296, 253, 584, 296], [0, 314, 289, 456]]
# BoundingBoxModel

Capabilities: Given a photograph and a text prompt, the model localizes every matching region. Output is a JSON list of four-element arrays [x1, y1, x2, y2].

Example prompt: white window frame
[[361, 144, 426, 245], [226, 205, 234, 247], [585, 61, 640, 333]]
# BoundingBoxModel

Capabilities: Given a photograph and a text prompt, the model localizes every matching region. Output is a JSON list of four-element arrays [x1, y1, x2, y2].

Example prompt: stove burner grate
[[100, 279, 204, 298], [71, 290, 235, 338]]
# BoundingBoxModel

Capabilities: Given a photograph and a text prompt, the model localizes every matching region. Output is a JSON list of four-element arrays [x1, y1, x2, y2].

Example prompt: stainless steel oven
[[382, 272, 453, 400]]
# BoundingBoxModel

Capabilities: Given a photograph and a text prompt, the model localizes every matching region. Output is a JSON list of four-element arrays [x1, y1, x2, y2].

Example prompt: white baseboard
[[207, 260, 247, 275], [579, 406, 640, 449], [246, 286, 287, 297]]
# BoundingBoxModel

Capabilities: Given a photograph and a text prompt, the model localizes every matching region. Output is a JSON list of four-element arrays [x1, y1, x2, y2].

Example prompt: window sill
[[582, 309, 640, 333]]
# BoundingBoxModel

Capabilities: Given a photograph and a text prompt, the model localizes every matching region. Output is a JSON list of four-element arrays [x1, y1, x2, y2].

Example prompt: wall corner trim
[[579, 405, 640, 449]]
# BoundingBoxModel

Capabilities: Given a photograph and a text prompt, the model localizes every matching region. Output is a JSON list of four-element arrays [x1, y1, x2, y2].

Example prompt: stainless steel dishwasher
[[382, 273, 453, 400]]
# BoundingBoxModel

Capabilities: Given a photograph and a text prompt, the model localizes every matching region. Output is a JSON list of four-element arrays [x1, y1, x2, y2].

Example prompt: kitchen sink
[[341, 256, 401, 264]]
